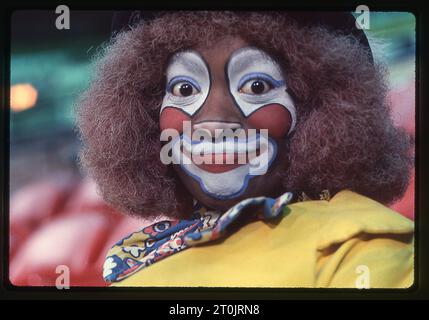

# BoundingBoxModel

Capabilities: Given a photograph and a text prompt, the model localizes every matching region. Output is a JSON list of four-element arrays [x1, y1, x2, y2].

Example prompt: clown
[[77, 11, 414, 287]]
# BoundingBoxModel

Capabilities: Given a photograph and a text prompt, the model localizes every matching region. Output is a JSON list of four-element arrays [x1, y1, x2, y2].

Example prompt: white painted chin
[[172, 136, 277, 200]]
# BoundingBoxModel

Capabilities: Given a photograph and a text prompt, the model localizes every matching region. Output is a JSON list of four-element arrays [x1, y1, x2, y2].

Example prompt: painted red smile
[[182, 148, 262, 173]]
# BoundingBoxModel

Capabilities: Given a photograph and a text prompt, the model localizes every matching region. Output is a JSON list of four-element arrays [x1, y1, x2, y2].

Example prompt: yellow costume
[[109, 190, 414, 288]]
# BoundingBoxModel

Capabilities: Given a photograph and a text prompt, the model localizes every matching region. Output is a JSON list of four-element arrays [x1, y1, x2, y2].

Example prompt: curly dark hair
[[76, 11, 412, 219]]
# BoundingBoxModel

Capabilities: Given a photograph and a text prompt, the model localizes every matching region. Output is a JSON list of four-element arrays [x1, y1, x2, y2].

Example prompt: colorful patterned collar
[[103, 192, 293, 283]]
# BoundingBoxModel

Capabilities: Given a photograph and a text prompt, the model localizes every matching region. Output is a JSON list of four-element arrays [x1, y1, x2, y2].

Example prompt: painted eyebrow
[[169, 51, 208, 78], [227, 47, 279, 77]]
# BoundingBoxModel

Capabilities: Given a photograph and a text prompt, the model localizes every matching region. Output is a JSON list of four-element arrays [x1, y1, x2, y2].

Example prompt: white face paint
[[227, 47, 297, 133], [160, 50, 210, 116], [161, 47, 294, 200], [171, 134, 277, 200]]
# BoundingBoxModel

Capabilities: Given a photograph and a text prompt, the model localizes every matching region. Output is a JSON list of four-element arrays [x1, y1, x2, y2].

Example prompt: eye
[[171, 81, 200, 97], [239, 79, 273, 95]]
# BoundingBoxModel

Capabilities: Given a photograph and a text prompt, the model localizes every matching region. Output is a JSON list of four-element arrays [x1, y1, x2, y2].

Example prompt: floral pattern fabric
[[103, 192, 293, 283]]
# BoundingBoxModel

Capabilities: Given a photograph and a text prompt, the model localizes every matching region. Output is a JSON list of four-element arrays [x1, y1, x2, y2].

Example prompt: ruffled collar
[[103, 192, 293, 283]]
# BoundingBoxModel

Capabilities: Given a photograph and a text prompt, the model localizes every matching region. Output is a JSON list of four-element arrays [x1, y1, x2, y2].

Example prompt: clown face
[[160, 37, 296, 210]]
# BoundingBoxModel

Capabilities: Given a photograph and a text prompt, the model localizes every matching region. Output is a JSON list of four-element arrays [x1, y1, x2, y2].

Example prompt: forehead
[[194, 36, 249, 63], [167, 37, 281, 73]]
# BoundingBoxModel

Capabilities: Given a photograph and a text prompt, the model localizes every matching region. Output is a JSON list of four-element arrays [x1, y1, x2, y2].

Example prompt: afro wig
[[77, 11, 413, 218]]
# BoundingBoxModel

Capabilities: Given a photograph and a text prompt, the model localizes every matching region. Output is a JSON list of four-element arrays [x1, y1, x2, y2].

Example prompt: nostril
[[228, 123, 242, 130]]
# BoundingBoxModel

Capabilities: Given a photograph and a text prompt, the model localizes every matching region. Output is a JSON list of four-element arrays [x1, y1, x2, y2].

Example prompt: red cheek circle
[[159, 107, 191, 133], [247, 103, 292, 139]]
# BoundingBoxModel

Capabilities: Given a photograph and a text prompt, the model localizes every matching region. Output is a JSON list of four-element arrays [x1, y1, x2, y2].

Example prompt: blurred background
[[9, 11, 416, 287]]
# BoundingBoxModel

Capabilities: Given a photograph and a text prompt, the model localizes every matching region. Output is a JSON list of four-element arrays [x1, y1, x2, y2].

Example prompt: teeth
[[182, 135, 266, 155], [191, 141, 252, 154]]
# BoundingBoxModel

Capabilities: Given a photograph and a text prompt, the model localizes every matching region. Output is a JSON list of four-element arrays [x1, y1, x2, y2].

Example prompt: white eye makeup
[[160, 50, 210, 117], [227, 47, 297, 132]]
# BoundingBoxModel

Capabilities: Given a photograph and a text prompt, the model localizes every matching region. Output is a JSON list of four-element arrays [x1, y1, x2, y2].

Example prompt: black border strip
[[1, 0, 428, 301]]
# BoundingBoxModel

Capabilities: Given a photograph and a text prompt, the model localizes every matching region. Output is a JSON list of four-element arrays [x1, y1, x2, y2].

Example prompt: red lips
[[182, 148, 262, 173]]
